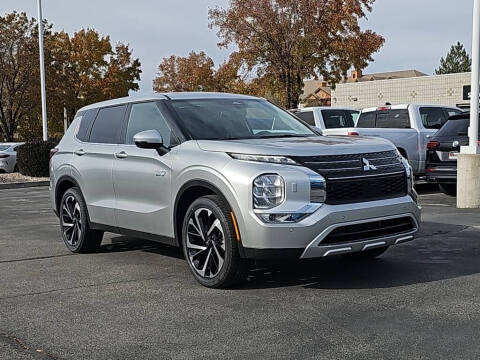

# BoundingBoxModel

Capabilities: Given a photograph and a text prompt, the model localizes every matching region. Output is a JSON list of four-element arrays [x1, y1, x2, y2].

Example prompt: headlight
[[229, 153, 297, 165], [253, 174, 285, 209]]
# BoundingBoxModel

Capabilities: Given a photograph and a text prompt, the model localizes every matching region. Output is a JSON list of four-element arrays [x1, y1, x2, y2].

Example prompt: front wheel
[[60, 188, 103, 253], [182, 195, 247, 288], [439, 183, 457, 197]]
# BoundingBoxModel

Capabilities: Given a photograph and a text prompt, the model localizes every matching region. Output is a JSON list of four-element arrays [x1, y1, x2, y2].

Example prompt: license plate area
[[449, 151, 458, 160]]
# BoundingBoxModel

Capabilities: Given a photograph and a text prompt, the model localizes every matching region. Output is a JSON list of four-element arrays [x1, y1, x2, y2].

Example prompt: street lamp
[[37, 0, 48, 141], [457, 0, 480, 208]]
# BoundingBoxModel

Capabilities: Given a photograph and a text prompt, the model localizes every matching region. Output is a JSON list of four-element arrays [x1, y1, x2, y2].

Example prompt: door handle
[[114, 151, 128, 159], [74, 149, 86, 156], [426, 135, 432, 139]]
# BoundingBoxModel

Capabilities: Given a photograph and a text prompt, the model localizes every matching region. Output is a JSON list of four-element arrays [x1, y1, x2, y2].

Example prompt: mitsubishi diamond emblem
[[362, 158, 377, 171]]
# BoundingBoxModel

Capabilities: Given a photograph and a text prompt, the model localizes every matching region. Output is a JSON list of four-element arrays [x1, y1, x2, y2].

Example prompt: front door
[[113, 101, 177, 238]]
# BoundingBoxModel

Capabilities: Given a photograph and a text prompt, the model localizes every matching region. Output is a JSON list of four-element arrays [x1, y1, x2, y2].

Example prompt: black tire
[[13, 164, 19, 173], [59, 187, 103, 253], [343, 246, 389, 261], [182, 195, 247, 288], [439, 183, 457, 197]]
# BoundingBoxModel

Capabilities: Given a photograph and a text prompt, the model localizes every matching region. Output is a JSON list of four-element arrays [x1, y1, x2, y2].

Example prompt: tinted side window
[[126, 102, 176, 146], [420, 107, 447, 129], [297, 111, 316, 126], [76, 110, 95, 142], [357, 111, 376, 128], [376, 110, 410, 128], [89, 106, 126, 144], [322, 110, 355, 128]]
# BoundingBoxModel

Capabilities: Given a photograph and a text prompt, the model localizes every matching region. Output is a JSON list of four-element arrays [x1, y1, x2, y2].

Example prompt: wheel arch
[[173, 179, 242, 250], [55, 175, 81, 215]]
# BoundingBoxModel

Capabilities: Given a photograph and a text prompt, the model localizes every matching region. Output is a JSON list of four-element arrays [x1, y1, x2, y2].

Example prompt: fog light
[[257, 213, 308, 223]]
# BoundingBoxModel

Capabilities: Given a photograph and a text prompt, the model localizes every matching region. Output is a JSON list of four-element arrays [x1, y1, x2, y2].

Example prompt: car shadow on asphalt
[[241, 221, 480, 290], [92, 221, 480, 291], [98, 236, 184, 260]]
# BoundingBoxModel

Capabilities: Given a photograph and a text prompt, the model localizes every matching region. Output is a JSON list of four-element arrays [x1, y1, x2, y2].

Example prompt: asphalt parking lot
[[1, 186, 479, 359]]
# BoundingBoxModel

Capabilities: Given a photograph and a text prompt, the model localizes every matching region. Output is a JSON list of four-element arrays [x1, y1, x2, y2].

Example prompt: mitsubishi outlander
[[50, 93, 421, 288]]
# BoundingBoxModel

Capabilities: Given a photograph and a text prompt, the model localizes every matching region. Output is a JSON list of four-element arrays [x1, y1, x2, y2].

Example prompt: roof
[[346, 70, 427, 83], [300, 80, 331, 101], [79, 92, 264, 112]]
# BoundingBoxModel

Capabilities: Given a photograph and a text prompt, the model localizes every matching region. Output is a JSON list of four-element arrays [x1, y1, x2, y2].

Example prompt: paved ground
[[0, 186, 479, 359]]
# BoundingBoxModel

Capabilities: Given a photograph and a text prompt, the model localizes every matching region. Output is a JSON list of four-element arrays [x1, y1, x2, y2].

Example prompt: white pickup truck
[[292, 107, 360, 131], [324, 104, 463, 177]]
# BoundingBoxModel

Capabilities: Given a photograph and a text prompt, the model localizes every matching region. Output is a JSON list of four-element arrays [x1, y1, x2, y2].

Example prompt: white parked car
[[324, 105, 463, 176], [0, 143, 24, 173], [292, 107, 360, 133]]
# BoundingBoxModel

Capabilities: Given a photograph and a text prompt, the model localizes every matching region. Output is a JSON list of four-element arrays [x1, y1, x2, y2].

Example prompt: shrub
[[17, 139, 57, 177]]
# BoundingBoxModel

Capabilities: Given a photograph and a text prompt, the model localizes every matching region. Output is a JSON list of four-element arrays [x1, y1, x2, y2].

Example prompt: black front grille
[[291, 150, 408, 204], [321, 217, 415, 246], [326, 172, 407, 204]]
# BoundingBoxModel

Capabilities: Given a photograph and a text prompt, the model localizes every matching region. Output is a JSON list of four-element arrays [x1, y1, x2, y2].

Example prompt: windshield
[[170, 99, 316, 140], [321, 109, 359, 128], [0, 145, 10, 151]]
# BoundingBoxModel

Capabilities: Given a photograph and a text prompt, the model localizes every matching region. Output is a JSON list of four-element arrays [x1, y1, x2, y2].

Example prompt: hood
[[197, 136, 395, 157]]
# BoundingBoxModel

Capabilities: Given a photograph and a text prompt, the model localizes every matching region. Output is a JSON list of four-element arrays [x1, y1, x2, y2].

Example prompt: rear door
[[112, 101, 177, 238], [72, 105, 127, 227]]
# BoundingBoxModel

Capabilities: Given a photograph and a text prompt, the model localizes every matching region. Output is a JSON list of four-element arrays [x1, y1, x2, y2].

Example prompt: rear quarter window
[[76, 109, 95, 142]]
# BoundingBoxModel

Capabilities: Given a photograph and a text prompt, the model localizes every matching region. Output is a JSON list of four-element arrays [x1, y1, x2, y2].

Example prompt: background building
[[332, 71, 472, 109]]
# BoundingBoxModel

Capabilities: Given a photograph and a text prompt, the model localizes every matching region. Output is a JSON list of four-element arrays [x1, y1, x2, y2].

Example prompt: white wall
[[331, 72, 471, 109]]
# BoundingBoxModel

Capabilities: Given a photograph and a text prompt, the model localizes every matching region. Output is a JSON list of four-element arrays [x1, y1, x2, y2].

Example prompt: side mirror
[[134, 129, 163, 149]]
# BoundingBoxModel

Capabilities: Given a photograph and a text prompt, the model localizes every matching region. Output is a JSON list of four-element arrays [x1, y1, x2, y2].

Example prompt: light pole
[[37, 0, 48, 141], [457, 0, 480, 208]]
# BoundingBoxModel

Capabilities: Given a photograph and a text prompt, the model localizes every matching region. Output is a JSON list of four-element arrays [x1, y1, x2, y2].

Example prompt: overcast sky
[[1, 1, 475, 94]]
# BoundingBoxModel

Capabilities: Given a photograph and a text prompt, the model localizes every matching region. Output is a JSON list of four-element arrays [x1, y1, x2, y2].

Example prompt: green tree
[[435, 42, 472, 75], [209, 0, 384, 109]]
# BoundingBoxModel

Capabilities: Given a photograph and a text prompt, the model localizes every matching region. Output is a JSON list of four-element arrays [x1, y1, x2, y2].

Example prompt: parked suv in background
[[0, 143, 24, 173], [426, 113, 479, 196], [50, 93, 421, 288], [325, 105, 463, 177], [292, 107, 360, 133]]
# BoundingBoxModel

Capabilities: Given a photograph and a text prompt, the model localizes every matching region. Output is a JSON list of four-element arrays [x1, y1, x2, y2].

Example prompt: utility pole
[[37, 0, 48, 141], [457, 0, 480, 208]]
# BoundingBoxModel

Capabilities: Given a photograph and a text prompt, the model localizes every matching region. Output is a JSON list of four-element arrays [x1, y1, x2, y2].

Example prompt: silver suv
[[50, 93, 421, 288]]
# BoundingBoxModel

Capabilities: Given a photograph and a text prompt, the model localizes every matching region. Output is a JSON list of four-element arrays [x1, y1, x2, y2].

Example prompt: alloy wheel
[[186, 207, 226, 278], [61, 195, 82, 246]]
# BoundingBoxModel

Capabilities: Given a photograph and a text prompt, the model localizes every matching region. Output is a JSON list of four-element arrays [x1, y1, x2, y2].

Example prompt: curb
[[0, 181, 50, 190]]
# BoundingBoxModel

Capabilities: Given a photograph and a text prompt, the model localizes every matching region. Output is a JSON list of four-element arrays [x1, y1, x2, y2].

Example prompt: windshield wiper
[[256, 134, 312, 139]]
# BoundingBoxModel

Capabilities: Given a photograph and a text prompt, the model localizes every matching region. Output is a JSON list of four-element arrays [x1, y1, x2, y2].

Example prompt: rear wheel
[[182, 195, 247, 288], [60, 188, 103, 253], [343, 246, 389, 261], [439, 183, 457, 197]]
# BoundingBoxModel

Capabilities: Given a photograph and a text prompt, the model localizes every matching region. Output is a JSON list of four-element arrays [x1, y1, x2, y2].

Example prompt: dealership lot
[[0, 186, 479, 359]]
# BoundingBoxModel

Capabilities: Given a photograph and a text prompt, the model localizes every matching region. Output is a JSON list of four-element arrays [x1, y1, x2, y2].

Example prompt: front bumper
[[241, 195, 421, 259]]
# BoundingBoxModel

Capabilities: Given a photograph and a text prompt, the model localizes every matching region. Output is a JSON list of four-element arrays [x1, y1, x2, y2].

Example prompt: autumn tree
[[153, 51, 215, 92], [209, 0, 384, 108], [0, 12, 43, 141], [0, 12, 142, 141], [435, 42, 472, 75]]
